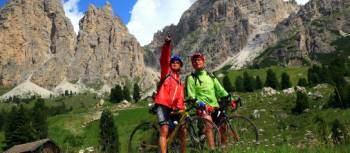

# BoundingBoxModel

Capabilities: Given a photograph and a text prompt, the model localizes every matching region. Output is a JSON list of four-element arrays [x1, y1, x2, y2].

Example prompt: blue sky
[[0, 0, 136, 24], [0, 0, 310, 45], [74, 0, 136, 24]]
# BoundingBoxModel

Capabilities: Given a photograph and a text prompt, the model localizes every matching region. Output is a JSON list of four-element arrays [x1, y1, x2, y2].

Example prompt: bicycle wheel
[[186, 116, 222, 153], [168, 133, 181, 153], [224, 115, 259, 149], [128, 122, 159, 153]]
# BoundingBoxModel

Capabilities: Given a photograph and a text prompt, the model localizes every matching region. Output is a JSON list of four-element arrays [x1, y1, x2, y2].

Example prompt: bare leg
[[179, 125, 187, 153], [159, 125, 169, 153], [203, 114, 215, 150], [220, 123, 228, 152]]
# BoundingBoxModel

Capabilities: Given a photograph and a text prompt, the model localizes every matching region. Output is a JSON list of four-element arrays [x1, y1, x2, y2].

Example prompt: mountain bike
[[128, 100, 222, 153], [214, 97, 259, 151]]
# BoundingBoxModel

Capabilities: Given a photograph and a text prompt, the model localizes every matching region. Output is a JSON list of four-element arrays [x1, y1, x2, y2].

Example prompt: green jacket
[[186, 70, 228, 107]]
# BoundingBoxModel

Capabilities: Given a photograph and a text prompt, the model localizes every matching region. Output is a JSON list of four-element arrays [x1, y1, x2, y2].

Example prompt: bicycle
[[128, 100, 222, 153], [213, 97, 260, 151]]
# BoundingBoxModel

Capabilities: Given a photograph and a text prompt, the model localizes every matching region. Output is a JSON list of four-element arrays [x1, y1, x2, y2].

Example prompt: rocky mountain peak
[[145, 0, 299, 71], [103, 1, 113, 14], [68, 3, 144, 88], [0, 0, 76, 88], [0, 0, 152, 95], [254, 0, 350, 67]]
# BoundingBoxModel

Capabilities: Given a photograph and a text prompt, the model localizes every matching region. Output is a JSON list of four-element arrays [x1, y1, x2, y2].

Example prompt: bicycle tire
[[128, 122, 159, 153], [224, 115, 259, 149], [186, 116, 222, 153]]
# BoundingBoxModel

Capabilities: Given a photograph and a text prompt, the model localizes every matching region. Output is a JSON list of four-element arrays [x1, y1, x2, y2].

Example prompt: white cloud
[[127, 0, 196, 46], [62, 0, 84, 34]]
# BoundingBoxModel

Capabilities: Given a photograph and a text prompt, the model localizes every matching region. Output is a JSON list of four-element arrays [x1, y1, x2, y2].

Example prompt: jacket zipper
[[171, 75, 179, 107]]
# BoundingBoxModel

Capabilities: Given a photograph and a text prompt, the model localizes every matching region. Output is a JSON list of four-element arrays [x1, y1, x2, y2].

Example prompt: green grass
[[219, 66, 309, 87], [46, 107, 154, 152], [0, 87, 11, 96], [1, 71, 350, 152], [45, 82, 349, 152], [227, 144, 350, 153], [0, 132, 4, 152]]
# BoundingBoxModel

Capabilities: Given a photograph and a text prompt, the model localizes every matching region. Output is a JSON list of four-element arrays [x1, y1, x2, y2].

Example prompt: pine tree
[[64, 90, 69, 96], [31, 98, 48, 139], [223, 75, 234, 93], [235, 76, 244, 92], [255, 76, 263, 90], [123, 86, 131, 101], [281, 72, 292, 89], [297, 78, 308, 87], [308, 65, 322, 86], [243, 72, 254, 92], [292, 92, 309, 114], [110, 85, 123, 103], [99, 110, 120, 153], [265, 69, 279, 89], [133, 83, 141, 102], [4, 106, 34, 150], [0, 109, 4, 131]]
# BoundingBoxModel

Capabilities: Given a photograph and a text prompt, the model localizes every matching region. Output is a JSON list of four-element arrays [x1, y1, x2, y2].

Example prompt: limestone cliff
[[68, 3, 144, 87], [0, 0, 76, 88], [254, 0, 350, 67]]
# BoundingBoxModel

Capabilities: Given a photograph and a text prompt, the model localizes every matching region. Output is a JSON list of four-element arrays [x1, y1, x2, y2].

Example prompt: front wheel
[[223, 115, 259, 149], [128, 122, 159, 153]]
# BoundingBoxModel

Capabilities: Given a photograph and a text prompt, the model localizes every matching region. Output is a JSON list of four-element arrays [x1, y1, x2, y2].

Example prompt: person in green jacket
[[186, 52, 236, 151]]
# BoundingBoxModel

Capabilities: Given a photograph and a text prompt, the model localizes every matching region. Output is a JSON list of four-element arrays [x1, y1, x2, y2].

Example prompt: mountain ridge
[[0, 0, 152, 97]]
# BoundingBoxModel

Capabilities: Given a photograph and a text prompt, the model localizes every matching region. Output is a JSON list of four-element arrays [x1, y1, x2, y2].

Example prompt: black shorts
[[210, 109, 224, 125], [156, 105, 180, 126]]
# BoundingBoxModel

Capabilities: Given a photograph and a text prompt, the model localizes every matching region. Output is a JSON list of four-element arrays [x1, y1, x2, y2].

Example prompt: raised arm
[[159, 35, 171, 79]]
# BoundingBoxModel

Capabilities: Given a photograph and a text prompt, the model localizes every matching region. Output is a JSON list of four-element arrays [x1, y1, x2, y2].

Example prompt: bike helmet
[[170, 55, 183, 66], [191, 52, 205, 62]]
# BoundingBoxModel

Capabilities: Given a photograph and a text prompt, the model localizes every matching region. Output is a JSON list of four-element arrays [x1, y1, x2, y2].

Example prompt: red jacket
[[155, 42, 184, 110]]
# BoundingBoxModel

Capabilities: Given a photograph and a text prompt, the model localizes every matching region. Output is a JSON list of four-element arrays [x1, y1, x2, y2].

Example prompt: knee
[[160, 125, 168, 137]]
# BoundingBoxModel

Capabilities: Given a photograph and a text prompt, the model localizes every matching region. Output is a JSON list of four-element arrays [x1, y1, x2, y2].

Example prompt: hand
[[173, 107, 180, 112], [165, 33, 171, 43], [197, 101, 206, 109]]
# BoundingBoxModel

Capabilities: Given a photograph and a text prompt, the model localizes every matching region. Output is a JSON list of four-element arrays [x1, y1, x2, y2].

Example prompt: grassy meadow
[[0, 66, 349, 153]]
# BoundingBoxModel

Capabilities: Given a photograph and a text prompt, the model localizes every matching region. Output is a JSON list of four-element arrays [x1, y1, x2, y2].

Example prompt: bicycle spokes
[[227, 115, 259, 147]]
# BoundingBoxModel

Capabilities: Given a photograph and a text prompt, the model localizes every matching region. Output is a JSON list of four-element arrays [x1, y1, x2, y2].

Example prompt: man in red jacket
[[154, 34, 185, 153]]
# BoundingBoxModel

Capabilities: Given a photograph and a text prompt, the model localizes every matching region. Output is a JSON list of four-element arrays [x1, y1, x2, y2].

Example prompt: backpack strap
[[157, 72, 172, 92], [191, 72, 202, 85], [190, 70, 216, 85], [157, 72, 181, 92]]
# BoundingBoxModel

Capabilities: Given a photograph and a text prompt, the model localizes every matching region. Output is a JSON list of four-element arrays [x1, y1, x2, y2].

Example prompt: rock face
[[68, 3, 144, 87], [145, 0, 298, 71], [254, 0, 350, 67], [0, 1, 146, 91], [0, 0, 76, 88]]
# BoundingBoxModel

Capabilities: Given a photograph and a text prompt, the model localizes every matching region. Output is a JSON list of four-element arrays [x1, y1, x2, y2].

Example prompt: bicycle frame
[[217, 110, 241, 141], [166, 110, 191, 145]]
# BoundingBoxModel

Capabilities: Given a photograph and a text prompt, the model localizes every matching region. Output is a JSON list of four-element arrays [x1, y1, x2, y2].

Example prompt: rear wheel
[[186, 116, 222, 153], [224, 115, 259, 150], [128, 122, 159, 153]]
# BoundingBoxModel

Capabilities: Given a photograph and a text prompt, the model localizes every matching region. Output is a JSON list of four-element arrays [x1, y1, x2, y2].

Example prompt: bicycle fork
[[224, 118, 240, 142]]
